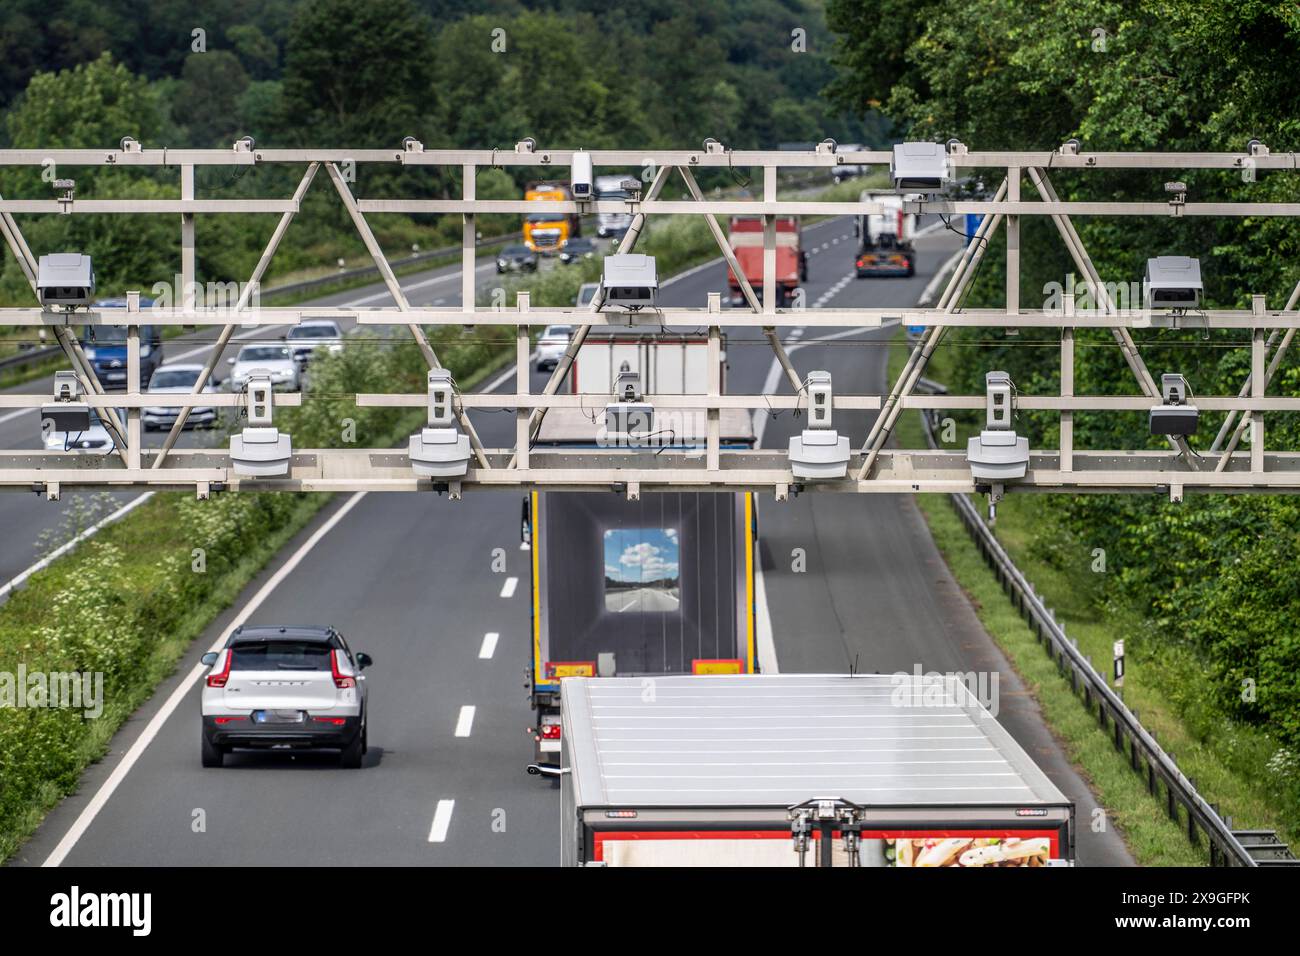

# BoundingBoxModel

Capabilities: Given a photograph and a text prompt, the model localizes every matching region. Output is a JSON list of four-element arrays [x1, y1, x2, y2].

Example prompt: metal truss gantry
[[1, 142, 1299, 499]]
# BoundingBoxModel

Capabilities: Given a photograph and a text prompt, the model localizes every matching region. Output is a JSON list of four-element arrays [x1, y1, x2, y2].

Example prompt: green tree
[[5, 51, 161, 149], [279, 0, 438, 147], [172, 51, 251, 145]]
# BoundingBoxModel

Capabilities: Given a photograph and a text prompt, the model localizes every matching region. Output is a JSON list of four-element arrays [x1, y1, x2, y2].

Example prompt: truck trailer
[[525, 329, 758, 767], [556, 673, 1075, 866], [854, 190, 917, 277]]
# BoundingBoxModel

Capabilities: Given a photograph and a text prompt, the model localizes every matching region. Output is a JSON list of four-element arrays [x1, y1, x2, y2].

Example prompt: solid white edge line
[[428, 799, 455, 843], [754, 558, 779, 675], [499, 576, 518, 598], [41, 490, 369, 868], [918, 246, 967, 307], [0, 492, 154, 604], [478, 632, 499, 659], [454, 705, 476, 738]]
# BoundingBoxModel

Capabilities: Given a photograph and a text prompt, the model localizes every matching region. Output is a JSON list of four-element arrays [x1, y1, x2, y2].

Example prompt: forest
[[0, 0, 874, 301], [827, 0, 1300, 754]]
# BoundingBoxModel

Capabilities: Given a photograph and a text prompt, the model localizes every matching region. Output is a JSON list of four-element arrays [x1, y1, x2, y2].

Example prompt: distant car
[[143, 363, 219, 431], [81, 299, 162, 389], [535, 325, 572, 371], [199, 625, 373, 768], [285, 319, 344, 366], [497, 244, 539, 273], [558, 237, 597, 264], [43, 407, 123, 454], [575, 282, 599, 308], [227, 343, 300, 392]]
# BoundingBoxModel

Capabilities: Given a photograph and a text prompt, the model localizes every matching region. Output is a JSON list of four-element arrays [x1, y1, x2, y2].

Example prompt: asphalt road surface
[[12, 214, 1133, 866]]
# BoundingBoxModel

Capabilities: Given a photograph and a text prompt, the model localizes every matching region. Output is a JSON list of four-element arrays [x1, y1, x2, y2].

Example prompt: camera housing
[[1144, 256, 1202, 309], [229, 374, 293, 477], [967, 371, 1030, 481], [570, 151, 594, 200], [1149, 373, 1199, 436], [408, 369, 470, 477], [601, 254, 658, 309], [890, 142, 950, 192], [41, 370, 90, 433], [37, 253, 95, 307], [788, 370, 850, 480]]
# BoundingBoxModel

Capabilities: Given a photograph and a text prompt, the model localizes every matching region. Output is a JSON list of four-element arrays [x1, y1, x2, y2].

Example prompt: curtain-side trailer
[[558, 674, 1076, 866]]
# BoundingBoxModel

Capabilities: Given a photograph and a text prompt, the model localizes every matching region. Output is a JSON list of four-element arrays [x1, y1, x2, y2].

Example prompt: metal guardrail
[[0, 343, 59, 372], [913, 386, 1293, 867], [259, 229, 524, 301]]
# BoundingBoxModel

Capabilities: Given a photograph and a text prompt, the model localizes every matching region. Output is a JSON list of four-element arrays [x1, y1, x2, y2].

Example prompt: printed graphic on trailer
[[602, 527, 681, 613]]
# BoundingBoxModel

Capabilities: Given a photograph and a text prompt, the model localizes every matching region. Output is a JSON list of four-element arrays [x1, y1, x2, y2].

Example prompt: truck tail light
[[331, 650, 356, 689], [213, 715, 247, 724], [313, 716, 347, 726], [540, 723, 562, 740], [206, 650, 232, 688]]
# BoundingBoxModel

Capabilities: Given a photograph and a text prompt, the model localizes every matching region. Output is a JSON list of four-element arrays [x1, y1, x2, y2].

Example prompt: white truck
[[854, 190, 918, 277], [552, 673, 1075, 867], [595, 174, 634, 239]]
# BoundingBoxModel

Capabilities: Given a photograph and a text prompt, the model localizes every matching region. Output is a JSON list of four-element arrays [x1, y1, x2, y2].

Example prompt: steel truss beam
[[0, 145, 1296, 497]]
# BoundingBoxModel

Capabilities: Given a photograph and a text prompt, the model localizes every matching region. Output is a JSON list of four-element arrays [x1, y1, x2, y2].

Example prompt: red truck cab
[[726, 216, 807, 307]]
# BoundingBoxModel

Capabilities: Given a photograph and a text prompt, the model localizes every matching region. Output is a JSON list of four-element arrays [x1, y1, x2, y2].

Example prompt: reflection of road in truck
[[524, 329, 757, 769], [595, 174, 633, 239], [558, 674, 1076, 867], [854, 190, 917, 277], [726, 216, 807, 307], [524, 182, 579, 253]]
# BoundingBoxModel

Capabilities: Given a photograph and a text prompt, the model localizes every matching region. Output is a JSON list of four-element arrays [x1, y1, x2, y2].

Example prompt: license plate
[[253, 710, 306, 724], [105, 372, 125, 381]]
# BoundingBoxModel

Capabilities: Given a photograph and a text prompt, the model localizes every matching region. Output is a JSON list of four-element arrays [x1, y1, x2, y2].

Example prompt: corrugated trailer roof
[[562, 673, 1069, 808]]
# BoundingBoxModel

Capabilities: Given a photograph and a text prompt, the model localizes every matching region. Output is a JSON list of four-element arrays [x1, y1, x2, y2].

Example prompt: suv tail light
[[206, 650, 232, 688], [331, 649, 356, 689]]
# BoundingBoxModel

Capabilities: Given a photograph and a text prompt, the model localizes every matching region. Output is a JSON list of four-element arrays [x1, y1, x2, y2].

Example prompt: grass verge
[[889, 329, 1298, 863]]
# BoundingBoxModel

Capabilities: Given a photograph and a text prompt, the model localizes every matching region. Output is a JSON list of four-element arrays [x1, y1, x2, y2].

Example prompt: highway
[[0, 252, 502, 585], [12, 213, 1133, 866]]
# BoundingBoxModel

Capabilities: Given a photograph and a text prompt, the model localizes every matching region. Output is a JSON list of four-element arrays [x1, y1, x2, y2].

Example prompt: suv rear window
[[230, 641, 332, 670]]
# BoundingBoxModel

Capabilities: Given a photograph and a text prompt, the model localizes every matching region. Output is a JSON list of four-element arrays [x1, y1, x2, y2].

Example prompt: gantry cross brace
[[0, 144, 1297, 498]]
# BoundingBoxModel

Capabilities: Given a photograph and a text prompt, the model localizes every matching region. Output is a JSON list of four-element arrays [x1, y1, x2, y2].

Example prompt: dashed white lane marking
[[428, 799, 455, 843], [812, 272, 856, 309], [479, 632, 499, 659], [454, 706, 476, 737], [500, 576, 518, 598]]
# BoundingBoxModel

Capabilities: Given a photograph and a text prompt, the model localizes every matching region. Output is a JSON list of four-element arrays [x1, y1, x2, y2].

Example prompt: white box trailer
[[558, 673, 1074, 866]]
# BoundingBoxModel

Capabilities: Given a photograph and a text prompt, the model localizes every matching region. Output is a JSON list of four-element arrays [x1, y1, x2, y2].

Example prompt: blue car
[[81, 298, 163, 389]]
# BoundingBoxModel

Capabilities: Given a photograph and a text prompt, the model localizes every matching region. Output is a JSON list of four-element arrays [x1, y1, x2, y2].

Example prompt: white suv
[[200, 625, 372, 768]]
